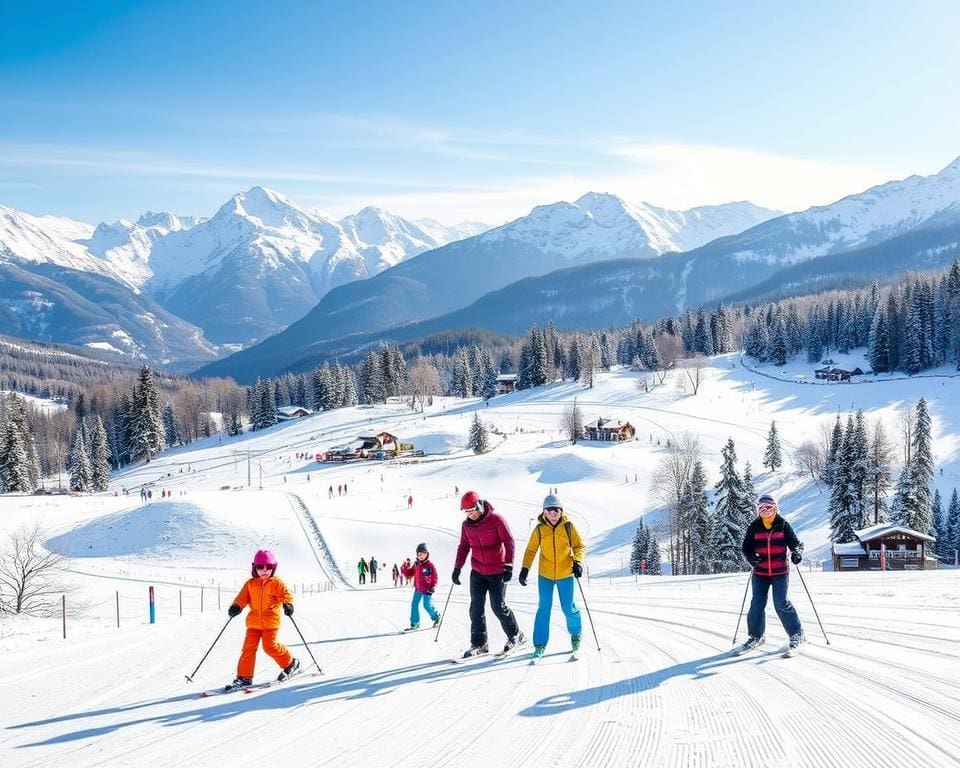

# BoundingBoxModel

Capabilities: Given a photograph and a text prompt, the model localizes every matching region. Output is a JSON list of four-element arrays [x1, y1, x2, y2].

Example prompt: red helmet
[[460, 491, 482, 512]]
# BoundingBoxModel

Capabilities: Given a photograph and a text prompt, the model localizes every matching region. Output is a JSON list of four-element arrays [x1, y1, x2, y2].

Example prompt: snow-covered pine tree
[[688, 460, 713, 574], [68, 422, 92, 492], [867, 419, 893, 524], [744, 317, 768, 361], [739, 461, 757, 530], [945, 489, 960, 564], [907, 397, 934, 532], [886, 290, 902, 372], [467, 412, 489, 454], [630, 519, 650, 574], [89, 416, 112, 492], [645, 537, 662, 575], [129, 366, 165, 460], [850, 410, 870, 529], [822, 415, 843, 488], [339, 364, 358, 407], [712, 438, 746, 572], [480, 348, 498, 401], [360, 351, 386, 404], [0, 396, 34, 493], [312, 363, 332, 410], [868, 305, 890, 373], [694, 306, 714, 357], [763, 421, 783, 472], [828, 417, 858, 543], [768, 318, 788, 366], [450, 348, 472, 398], [163, 403, 179, 448], [930, 489, 945, 552]]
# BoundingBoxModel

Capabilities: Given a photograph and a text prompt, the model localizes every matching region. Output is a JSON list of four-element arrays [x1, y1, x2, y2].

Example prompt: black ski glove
[[502, 565, 513, 582], [518, 567, 529, 586], [572, 561, 583, 578], [283, 603, 294, 617], [451, 568, 461, 586], [750, 554, 762, 567], [228, 603, 242, 618], [791, 550, 803, 565]]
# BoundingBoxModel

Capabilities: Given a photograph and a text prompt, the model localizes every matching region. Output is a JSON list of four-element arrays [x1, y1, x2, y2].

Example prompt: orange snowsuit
[[232, 576, 294, 678]]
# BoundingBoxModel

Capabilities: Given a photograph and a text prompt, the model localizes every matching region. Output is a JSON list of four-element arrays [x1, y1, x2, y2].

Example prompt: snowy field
[[2, 354, 959, 767]]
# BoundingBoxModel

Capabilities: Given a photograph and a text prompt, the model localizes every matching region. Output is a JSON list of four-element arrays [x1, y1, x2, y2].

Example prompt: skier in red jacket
[[452, 491, 524, 658], [401, 543, 441, 630]]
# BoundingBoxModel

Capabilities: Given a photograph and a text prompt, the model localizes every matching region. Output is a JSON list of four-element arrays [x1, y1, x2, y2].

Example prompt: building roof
[[276, 405, 311, 416], [584, 418, 632, 430], [496, 374, 518, 382], [832, 542, 867, 556], [854, 523, 935, 543]]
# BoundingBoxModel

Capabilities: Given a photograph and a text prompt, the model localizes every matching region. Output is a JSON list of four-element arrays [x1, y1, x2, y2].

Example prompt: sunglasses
[[757, 504, 777, 514], [544, 507, 562, 513], [255, 564, 272, 571]]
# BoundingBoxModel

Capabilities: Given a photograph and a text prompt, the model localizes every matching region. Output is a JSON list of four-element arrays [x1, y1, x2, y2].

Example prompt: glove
[[572, 561, 583, 578], [502, 565, 513, 582], [451, 568, 461, 586], [791, 550, 803, 565], [428, 589, 435, 595], [283, 603, 294, 617], [750, 554, 762, 567], [228, 604, 242, 618], [518, 567, 529, 586]]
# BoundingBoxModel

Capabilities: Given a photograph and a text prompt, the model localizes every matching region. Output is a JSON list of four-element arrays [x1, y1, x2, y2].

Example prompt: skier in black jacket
[[740, 494, 805, 653]]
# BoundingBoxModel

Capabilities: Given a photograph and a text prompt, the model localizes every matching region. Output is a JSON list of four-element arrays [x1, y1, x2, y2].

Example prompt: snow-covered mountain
[[0, 189, 486, 348], [414, 217, 491, 244]]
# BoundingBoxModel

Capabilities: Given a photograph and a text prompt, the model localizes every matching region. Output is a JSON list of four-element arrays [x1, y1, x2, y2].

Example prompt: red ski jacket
[[742, 514, 801, 578], [401, 558, 439, 594], [454, 501, 515, 576]]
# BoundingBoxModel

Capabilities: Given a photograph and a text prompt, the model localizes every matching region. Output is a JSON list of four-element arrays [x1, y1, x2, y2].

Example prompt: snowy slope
[[2, 356, 959, 767]]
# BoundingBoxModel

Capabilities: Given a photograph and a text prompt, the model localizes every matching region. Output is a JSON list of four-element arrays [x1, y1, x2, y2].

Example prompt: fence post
[[179, 590, 183, 617], [149, 586, 156, 624], [218, 583, 221, 610], [62, 594, 66, 639], [201, 586, 204, 613], [116, 590, 120, 628]]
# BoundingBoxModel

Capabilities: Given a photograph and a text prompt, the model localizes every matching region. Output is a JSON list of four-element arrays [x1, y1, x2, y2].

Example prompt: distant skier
[[740, 494, 805, 654], [225, 549, 299, 689], [401, 543, 441, 631], [357, 557, 368, 585], [392, 562, 401, 587], [518, 494, 584, 659], [408, 495, 414, 509], [369, 556, 378, 584], [452, 491, 524, 659], [402, 557, 414, 585]]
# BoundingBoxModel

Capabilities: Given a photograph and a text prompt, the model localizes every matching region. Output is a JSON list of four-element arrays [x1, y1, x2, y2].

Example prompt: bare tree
[[0, 523, 71, 616], [404, 361, 442, 413], [650, 432, 702, 574], [897, 406, 916, 467], [654, 335, 682, 383], [869, 420, 895, 524], [561, 400, 584, 444], [793, 440, 824, 489], [680, 355, 706, 396]]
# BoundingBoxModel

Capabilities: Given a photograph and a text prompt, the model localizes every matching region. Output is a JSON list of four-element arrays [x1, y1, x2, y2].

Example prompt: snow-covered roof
[[276, 405, 311, 416], [854, 523, 935, 543], [584, 418, 632, 430], [496, 373, 517, 382], [833, 542, 867, 556]]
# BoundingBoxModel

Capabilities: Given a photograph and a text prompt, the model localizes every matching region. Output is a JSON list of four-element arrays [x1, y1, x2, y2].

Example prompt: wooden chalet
[[357, 431, 399, 453], [276, 405, 312, 420], [496, 374, 518, 395], [583, 417, 636, 442], [832, 523, 936, 571], [814, 366, 865, 382]]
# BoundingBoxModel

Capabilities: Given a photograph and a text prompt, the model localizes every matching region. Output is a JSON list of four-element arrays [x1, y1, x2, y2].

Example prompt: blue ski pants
[[747, 573, 802, 639], [410, 591, 439, 626], [532, 575, 582, 647]]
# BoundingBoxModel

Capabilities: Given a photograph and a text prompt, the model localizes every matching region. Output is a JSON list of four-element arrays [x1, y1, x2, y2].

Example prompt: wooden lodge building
[[583, 417, 636, 442], [831, 523, 937, 571]]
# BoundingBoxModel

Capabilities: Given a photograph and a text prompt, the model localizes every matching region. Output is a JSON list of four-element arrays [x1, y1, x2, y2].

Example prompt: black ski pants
[[469, 569, 519, 647]]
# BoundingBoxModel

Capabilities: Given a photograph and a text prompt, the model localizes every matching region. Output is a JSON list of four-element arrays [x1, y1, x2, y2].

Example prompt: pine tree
[[480, 348, 498, 401], [694, 307, 714, 356], [822, 415, 843, 488], [945, 489, 960, 564], [645, 537, 662, 575], [763, 421, 783, 472], [930, 489, 945, 550], [163, 403, 179, 448], [712, 439, 746, 572], [467, 413, 489, 454], [908, 397, 934, 531], [629, 519, 651, 574], [450, 348, 473, 398], [687, 460, 713, 574], [68, 422, 92, 492], [0, 401, 32, 493], [868, 306, 889, 373], [867, 420, 893, 524], [129, 366, 164, 461], [828, 417, 857, 543], [89, 416, 112, 492], [739, 462, 757, 530], [360, 351, 386, 404]]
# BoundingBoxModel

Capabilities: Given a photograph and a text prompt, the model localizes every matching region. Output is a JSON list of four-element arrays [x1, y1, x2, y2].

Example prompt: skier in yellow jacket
[[518, 494, 586, 659], [226, 549, 299, 688]]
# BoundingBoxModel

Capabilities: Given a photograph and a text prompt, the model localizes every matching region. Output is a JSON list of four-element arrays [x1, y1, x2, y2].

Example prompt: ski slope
[[2, 355, 959, 767]]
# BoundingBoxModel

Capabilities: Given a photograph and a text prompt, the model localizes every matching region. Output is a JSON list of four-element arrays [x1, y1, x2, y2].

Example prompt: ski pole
[[287, 614, 323, 672], [434, 584, 455, 642], [185, 616, 234, 683], [794, 563, 830, 645], [732, 571, 751, 646], [575, 576, 601, 652]]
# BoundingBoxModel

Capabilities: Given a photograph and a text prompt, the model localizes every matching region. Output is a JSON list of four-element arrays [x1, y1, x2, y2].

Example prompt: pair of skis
[[199, 666, 320, 698], [733, 642, 802, 659]]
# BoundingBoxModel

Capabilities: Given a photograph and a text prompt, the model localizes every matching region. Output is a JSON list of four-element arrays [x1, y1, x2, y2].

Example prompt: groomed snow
[[2, 355, 959, 767]]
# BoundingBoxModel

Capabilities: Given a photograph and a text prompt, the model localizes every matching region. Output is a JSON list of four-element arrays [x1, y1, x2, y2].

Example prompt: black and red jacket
[[741, 514, 801, 577]]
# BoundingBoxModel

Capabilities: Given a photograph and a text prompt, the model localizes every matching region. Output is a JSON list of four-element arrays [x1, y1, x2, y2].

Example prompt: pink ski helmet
[[251, 549, 277, 576]]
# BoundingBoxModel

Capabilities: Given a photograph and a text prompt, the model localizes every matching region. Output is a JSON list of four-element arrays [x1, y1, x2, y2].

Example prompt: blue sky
[[1, 0, 959, 225]]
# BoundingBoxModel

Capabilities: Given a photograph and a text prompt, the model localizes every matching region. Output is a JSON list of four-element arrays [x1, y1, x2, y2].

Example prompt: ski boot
[[277, 657, 301, 682]]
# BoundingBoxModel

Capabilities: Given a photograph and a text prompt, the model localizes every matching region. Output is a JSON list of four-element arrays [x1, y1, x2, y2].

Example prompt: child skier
[[401, 543, 441, 630], [518, 493, 585, 659], [740, 494, 806, 654], [226, 549, 300, 689]]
